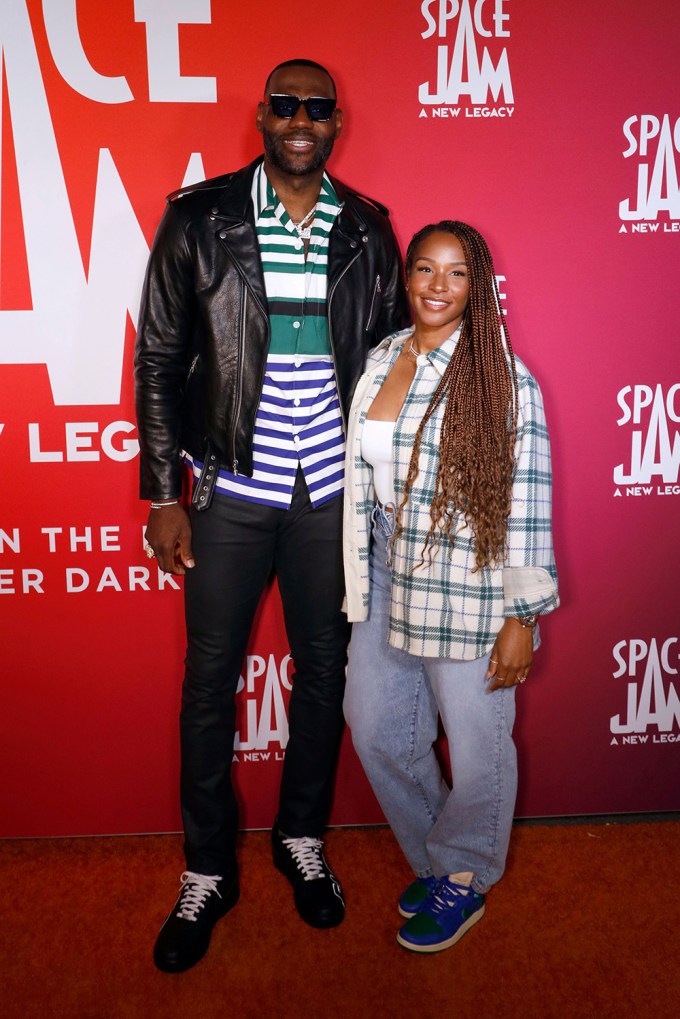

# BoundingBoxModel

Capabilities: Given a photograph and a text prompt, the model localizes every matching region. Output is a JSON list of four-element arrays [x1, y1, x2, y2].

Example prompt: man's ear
[[256, 102, 266, 134], [333, 108, 343, 139]]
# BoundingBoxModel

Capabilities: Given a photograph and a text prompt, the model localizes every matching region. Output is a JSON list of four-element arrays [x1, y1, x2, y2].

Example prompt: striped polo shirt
[[185, 165, 346, 509]]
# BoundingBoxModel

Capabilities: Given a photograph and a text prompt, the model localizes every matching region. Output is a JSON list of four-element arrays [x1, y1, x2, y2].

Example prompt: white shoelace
[[281, 836, 326, 881], [175, 871, 223, 922], [430, 879, 470, 915]]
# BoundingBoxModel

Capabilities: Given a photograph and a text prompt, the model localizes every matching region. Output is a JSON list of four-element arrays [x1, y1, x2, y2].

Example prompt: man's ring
[[145, 544, 156, 559], [490, 659, 498, 664]]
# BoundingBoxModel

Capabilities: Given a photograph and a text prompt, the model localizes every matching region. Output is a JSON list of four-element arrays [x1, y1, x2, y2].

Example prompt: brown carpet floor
[[3, 822, 679, 1018]]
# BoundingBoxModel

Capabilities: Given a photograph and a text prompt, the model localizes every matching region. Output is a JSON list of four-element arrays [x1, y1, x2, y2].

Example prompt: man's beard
[[262, 129, 335, 176]]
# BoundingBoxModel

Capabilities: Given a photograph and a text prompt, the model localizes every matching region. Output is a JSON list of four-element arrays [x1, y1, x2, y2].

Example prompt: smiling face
[[256, 64, 342, 179], [406, 231, 470, 346]]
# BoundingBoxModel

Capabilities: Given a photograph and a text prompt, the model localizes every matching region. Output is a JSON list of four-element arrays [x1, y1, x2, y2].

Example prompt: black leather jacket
[[134, 157, 410, 501]]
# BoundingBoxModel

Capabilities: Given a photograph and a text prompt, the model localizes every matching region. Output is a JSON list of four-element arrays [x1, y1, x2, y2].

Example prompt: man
[[135, 58, 409, 973]]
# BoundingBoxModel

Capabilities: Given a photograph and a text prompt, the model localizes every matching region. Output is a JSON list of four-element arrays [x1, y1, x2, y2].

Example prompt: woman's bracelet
[[150, 500, 179, 509], [513, 613, 539, 628]]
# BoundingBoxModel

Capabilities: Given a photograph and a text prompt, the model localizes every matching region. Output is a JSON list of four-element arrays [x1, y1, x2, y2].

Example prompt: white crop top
[[361, 419, 396, 507]]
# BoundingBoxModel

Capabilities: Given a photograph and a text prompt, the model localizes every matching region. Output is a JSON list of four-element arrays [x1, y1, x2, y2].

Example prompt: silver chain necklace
[[292, 205, 317, 240]]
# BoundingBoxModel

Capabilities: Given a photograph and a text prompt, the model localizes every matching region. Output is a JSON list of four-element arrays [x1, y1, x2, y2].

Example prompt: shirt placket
[[275, 204, 307, 460], [291, 339, 304, 461], [292, 213, 329, 460]]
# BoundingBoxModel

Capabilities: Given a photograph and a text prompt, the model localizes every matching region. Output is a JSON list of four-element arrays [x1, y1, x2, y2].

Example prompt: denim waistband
[[371, 501, 396, 538], [371, 502, 396, 567]]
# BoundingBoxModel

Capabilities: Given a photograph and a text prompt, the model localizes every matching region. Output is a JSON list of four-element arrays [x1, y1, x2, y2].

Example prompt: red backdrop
[[1, 0, 679, 837]]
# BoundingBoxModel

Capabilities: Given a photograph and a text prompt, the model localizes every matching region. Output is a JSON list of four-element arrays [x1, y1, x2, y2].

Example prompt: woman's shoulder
[[512, 353, 542, 392], [367, 327, 414, 366], [511, 354, 549, 425]]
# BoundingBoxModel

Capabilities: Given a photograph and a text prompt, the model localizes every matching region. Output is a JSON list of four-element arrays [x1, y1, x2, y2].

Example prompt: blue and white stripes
[[185, 353, 346, 508]]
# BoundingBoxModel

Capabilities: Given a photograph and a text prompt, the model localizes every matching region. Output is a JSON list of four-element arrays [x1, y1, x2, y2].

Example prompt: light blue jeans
[[344, 506, 518, 894]]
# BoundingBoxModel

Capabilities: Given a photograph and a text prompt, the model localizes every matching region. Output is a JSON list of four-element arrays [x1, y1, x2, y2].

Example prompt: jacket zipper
[[327, 247, 362, 429], [364, 274, 381, 333], [230, 292, 246, 474], [186, 353, 199, 379], [215, 227, 270, 476]]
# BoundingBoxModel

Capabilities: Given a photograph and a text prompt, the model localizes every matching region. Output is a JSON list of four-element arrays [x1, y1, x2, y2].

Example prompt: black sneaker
[[153, 871, 239, 973], [272, 827, 345, 929]]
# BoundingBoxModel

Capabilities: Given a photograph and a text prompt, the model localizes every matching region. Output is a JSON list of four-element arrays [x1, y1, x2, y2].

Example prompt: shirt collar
[[252, 163, 343, 220], [376, 325, 462, 376], [428, 328, 462, 375]]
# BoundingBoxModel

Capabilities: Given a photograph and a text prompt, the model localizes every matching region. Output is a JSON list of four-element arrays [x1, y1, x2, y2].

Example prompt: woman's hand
[[486, 618, 534, 691]]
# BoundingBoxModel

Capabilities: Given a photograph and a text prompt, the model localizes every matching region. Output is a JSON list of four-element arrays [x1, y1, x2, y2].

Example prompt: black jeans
[[180, 471, 349, 877]]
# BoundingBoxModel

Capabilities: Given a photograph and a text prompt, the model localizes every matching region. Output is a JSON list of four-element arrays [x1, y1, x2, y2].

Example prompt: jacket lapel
[[211, 158, 269, 316], [207, 162, 369, 315], [327, 177, 367, 291]]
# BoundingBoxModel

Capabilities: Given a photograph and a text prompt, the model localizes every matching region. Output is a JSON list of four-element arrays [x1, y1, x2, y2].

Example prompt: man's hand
[[145, 504, 194, 575]]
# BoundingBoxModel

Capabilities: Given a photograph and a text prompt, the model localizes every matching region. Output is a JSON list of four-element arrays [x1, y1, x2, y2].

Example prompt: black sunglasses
[[266, 93, 337, 122]]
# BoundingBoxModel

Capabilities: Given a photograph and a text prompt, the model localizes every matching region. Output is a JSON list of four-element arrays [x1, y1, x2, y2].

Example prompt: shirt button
[[294, 358, 301, 368], [293, 321, 301, 329], [294, 398, 301, 407], [293, 435, 300, 444]]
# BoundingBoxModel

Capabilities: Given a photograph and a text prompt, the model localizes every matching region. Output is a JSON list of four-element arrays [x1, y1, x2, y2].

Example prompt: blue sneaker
[[398, 875, 439, 918], [397, 877, 485, 953]]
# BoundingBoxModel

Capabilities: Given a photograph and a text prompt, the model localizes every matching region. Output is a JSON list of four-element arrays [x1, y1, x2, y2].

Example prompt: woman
[[343, 221, 558, 953]]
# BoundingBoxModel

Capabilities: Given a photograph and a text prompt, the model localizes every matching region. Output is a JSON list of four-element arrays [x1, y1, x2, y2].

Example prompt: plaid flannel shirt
[[343, 328, 559, 660]]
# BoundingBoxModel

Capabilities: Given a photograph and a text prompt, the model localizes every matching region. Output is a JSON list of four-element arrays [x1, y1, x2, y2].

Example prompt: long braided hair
[[394, 221, 519, 572]]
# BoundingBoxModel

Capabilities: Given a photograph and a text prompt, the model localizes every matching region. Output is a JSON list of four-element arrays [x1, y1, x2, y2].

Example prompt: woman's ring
[[145, 544, 156, 559], [518, 677, 527, 684], [490, 659, 498, 664]]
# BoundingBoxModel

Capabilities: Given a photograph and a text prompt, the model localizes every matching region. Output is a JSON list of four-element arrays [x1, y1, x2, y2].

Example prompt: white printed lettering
[[41, 0, 133, 103], [419, 0, 512, 106], [134, 0, 216, 103]]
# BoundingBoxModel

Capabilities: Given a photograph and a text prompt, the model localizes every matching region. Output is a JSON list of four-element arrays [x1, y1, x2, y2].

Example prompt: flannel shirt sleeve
[[502, 368, 559, 618]]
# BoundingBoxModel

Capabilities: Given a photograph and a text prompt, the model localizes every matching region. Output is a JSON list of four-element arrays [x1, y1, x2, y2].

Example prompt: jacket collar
[[208, 157, 372, 307], [210, 157, 369, 239], [209, 157, 262, 223], [331, 178, 369, 237]]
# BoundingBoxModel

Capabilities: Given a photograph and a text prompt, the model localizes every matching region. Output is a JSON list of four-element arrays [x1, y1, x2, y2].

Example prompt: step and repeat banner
[[1, 1, 678, 837]]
